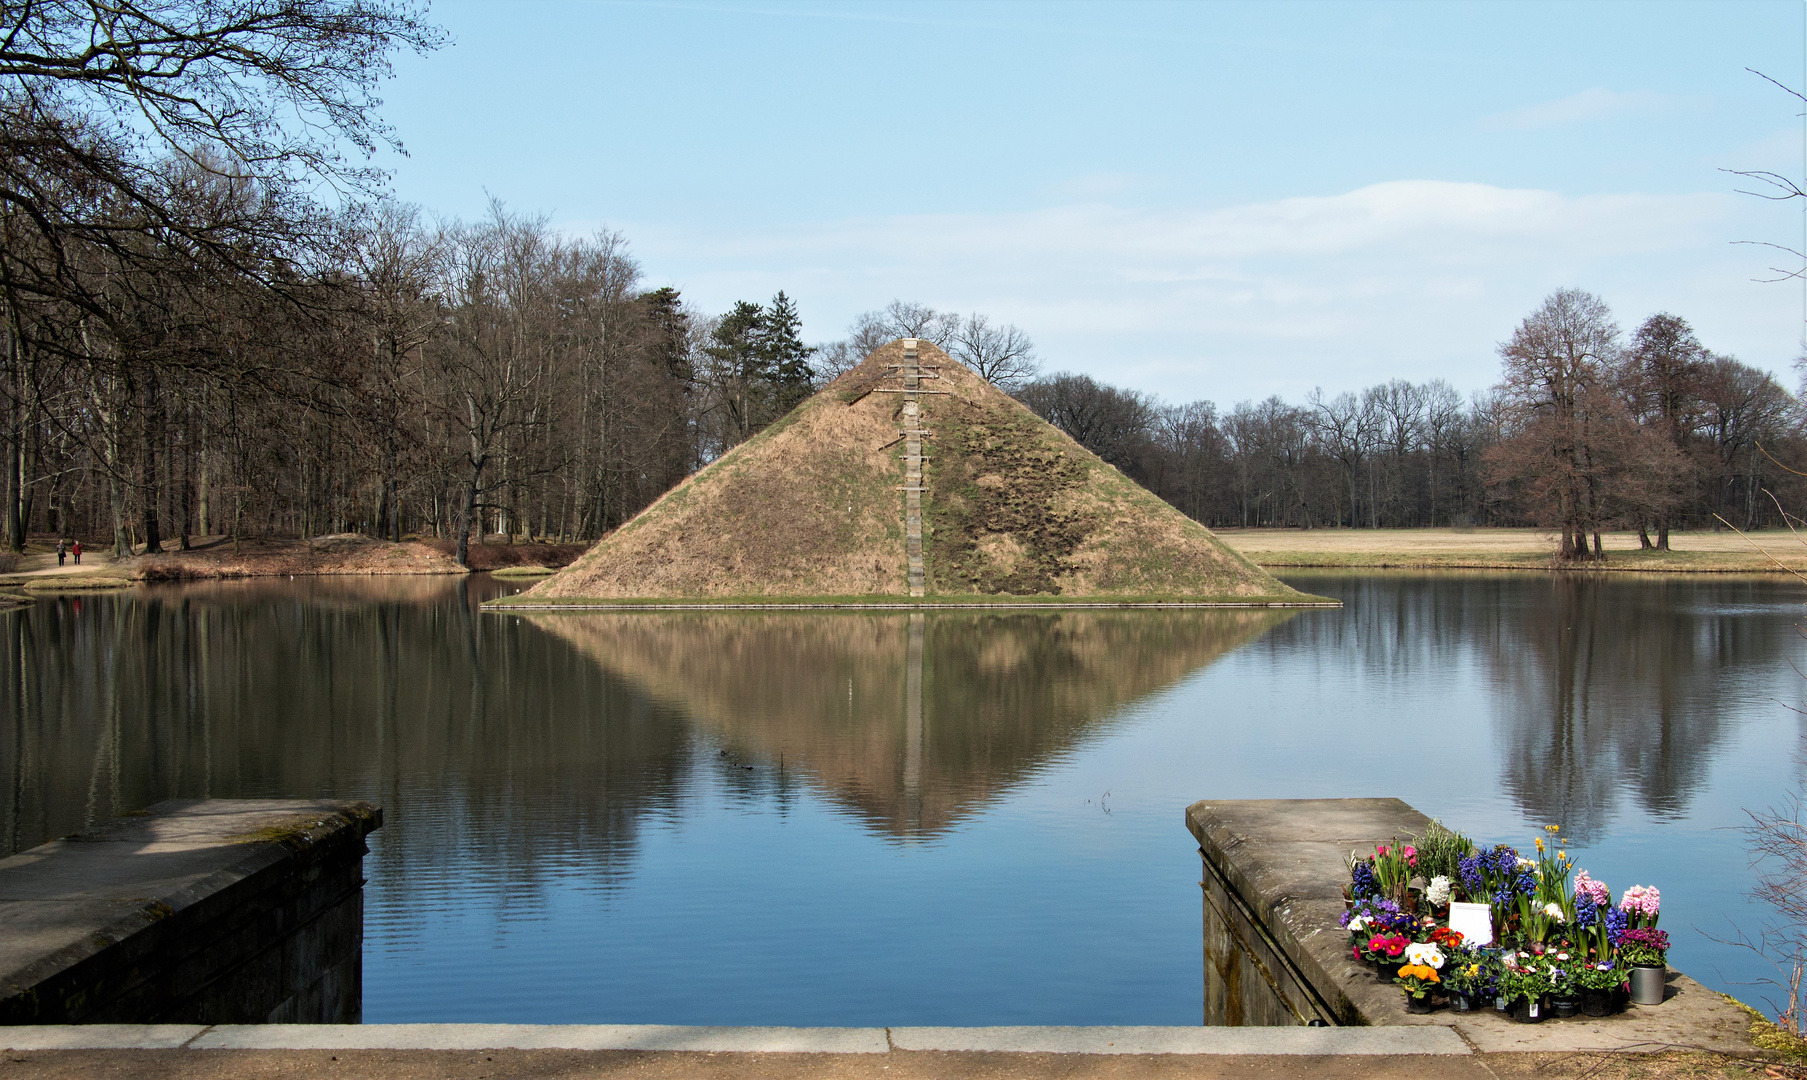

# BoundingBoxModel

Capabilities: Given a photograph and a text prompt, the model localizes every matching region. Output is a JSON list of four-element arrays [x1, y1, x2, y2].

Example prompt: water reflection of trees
[[1279, 573, 1804, 840], [0, 584, 1292, 918], [0, 579, 695, 916], [527, 609, 1292, 837]]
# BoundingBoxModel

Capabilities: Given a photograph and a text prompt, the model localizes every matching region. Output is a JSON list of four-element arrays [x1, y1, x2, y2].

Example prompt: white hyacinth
[[1425, 876, 1451, 905]]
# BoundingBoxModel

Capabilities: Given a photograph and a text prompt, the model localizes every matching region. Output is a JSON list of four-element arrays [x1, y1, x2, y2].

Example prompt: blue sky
[[375, 1, 1807, 405]]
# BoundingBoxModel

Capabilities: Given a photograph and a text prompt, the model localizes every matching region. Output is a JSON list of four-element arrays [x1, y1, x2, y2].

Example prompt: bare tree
[[1306, 388, 1372, 528], [1486, 288, 1624, 560], [949, 313, 1039, 390], [1621, 313, 1707, 548], [847, 300, 958, 353]]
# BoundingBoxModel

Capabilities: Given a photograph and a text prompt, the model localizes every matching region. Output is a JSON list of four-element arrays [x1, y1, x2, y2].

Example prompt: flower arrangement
[[1335, 824, 1666, 1018], [1618, 927, 1670, 967]]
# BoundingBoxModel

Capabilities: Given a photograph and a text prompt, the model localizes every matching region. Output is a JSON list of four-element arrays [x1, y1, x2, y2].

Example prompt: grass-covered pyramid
[[507, 340, 1314, 605]]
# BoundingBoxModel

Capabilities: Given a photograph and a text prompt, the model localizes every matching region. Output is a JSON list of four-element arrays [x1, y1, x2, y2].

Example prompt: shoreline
[[1216, 527, 1807, 576]]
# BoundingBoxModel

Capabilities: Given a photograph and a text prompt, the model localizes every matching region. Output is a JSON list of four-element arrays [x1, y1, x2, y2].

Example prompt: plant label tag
[[1528, 1001, 1539, 1018], [1448, 902, 1492, 946]]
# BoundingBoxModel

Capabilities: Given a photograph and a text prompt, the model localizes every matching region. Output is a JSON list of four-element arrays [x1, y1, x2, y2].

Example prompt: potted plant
[[1397, 963, 1441, 1013], [1499, 955, 1553, 1023], [1546, 948, 1580, 1017], [1619, 927, 1669, 1005], [1576, 959, 1623, 1016], [1440, 947, 1493, 1012]]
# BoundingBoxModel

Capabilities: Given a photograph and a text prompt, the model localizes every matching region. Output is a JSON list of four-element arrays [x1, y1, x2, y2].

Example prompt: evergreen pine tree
[[706, 300, 767, 440], [758, 290, 818, 411]]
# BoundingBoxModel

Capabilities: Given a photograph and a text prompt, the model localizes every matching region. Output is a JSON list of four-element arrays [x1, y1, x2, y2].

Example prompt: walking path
[[3, 548, 116, 577], [0, 1024, 1755, 1080]]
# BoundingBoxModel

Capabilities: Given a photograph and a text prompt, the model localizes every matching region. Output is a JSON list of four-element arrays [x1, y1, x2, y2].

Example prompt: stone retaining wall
[[0, 799, 380, 1024]]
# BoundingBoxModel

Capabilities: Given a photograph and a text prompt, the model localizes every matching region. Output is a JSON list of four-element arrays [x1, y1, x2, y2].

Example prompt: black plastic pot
[[1405, 993, 1437, 1015], [1549, 996, 1579, 1018], [1509, 995, 1546, 1024], [1580, 988, 1616, 1017], [1449, 991, 1473, 1012]]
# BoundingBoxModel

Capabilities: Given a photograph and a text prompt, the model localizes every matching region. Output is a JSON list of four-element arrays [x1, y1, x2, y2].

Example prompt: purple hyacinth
[[1603, 905, 1629, 945], [1351, 863, 1379, 899], [1458, 853, 1484, 893], [1575, 902, 1596, 930], [1492, 847, 1520, 876], [1515, 871, 1537, 895]]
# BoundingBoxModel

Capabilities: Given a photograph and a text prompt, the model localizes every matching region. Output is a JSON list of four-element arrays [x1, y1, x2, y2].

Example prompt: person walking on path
[[71, 540, 81, 566], [56, 540, 65, 567]]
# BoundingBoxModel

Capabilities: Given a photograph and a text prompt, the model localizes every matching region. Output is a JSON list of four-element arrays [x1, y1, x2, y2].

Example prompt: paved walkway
[[0, 1024, 1760, 1080]]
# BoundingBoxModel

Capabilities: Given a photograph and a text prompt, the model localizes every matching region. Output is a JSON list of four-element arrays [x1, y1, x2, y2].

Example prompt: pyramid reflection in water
[[525, 609, 1294, 837]]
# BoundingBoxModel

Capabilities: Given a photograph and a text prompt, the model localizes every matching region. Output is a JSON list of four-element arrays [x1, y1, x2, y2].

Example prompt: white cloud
[[611, 180, 1797, 406], [1483, 87, 1670, 130]]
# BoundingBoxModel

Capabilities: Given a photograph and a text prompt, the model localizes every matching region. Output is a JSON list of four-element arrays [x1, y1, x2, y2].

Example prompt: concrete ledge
[[192, 1024, 893, 1053], [889, 1026, 1471, 1055], [0, 1024, 1466, 1055], [0, 1025, 205, 1049]]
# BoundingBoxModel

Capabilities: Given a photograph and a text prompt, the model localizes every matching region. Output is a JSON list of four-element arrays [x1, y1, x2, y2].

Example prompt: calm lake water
[[2, 571, 1803, 1024]]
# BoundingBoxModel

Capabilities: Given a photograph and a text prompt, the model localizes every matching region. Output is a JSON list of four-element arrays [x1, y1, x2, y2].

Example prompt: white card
[[1447, 902, 1493, 947]]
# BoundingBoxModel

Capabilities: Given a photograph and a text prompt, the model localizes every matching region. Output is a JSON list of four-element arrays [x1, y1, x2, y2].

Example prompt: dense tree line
[[4, 5, 1794, 565], [1013, 290, 1805, 549], [0, 2, 1053, 564]]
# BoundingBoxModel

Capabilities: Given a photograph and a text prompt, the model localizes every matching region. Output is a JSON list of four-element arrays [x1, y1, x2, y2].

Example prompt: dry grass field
[[1214, 526, 1807, 573]]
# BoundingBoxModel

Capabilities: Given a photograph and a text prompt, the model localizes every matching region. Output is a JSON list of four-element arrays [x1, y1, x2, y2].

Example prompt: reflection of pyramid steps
[[515, 340, 1315, 604], [525, 608, 1297, 836]]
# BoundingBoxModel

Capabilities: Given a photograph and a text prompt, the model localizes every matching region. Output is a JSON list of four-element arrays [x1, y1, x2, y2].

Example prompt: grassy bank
[[1214, 527, 1807, 573]]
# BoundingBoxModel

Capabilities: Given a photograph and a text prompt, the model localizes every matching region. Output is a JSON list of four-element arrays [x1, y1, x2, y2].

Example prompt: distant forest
[[1009, 292, 1805, 555], [2, 2, 1799, 564]]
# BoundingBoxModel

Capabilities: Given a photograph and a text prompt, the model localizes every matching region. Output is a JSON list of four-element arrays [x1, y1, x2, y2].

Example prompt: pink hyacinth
[[1574, 870, 1610, 906], [1620, 884, 1660, 916]]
